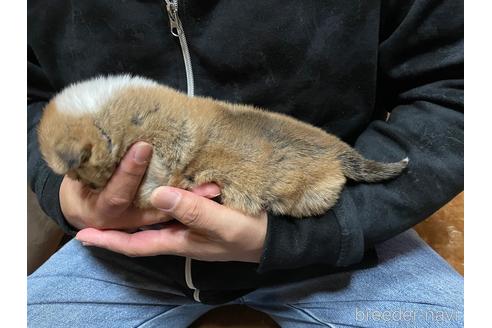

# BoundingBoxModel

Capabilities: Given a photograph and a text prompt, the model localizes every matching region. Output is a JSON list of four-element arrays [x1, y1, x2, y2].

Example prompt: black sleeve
[[27, 46, 78, 235], [258, 0, 463, 272]]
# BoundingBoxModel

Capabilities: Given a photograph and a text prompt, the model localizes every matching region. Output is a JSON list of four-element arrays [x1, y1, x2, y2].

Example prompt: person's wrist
[[237, 211, 268, 263]]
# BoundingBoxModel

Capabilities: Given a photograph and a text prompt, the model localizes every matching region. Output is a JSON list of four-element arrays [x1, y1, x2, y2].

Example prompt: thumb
[[151, 186, 230, 231]]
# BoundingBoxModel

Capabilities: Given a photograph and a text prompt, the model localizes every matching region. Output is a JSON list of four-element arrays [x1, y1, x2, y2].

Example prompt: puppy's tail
[[337, 145, 408, 183]]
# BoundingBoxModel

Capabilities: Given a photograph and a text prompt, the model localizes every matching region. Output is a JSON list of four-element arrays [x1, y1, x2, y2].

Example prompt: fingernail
[[134, 143, 152, 165], [191, 184, 221, 198], [81, 241, 95, 247], [153, 188, 180, 211]]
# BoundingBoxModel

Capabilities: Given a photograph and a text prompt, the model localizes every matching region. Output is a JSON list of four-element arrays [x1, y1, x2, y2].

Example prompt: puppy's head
[[37, 100, 116, 190], [37, 75, 160, 188]]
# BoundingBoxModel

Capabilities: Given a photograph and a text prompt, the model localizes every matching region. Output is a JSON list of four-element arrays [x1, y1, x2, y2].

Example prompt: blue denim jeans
[[28, 229, 463, 327]]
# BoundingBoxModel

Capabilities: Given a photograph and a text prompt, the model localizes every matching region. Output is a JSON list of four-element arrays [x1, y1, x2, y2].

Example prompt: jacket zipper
[[163, 0, 200, 303], [164, 0, 195, 97]]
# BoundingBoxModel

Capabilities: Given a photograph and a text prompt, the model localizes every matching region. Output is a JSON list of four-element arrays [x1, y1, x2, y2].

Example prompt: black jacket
[[28, 0, 464, 304]]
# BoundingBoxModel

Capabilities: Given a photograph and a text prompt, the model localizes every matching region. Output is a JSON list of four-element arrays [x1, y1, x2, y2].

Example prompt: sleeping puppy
[[38, 75, 408, 218]]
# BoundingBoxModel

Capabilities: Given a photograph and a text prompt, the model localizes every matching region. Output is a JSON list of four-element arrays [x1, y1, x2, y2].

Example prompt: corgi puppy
[[38, 75, 408, 218]]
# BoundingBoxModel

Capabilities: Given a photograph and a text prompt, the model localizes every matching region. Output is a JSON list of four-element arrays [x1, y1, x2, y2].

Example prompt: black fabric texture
[[28, 0, 463, 304]]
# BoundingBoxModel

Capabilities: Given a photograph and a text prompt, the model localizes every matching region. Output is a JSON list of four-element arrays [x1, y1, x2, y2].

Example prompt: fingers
[[96, 182, 221, 229], [76, 226, 187, 257], [150, 186, 234, 232], [96, 142, 152, 216], [110, 207, 173, 230], [85, 207, 172, 230]]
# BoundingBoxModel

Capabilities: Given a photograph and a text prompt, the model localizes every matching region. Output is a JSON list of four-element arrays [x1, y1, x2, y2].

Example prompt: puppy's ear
[[55, 143, 92, 173]]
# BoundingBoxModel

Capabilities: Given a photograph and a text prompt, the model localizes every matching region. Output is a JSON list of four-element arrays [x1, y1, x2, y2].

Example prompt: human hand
[[75, 186, 268, 263], [59, 142, 220, 231]]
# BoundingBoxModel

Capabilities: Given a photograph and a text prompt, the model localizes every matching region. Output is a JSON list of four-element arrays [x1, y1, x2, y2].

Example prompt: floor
[[414, 192, 464, 275]]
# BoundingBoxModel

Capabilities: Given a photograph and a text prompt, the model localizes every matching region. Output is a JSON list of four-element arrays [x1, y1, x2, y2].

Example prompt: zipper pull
[[163, 0, 180, 37]]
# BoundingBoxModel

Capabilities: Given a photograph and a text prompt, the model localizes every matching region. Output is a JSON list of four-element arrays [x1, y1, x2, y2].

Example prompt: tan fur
[[38, 76, 407, 218]]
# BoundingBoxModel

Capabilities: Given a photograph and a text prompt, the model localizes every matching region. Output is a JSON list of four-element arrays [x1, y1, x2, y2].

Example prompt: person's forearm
[[351, 98, 463, 247]]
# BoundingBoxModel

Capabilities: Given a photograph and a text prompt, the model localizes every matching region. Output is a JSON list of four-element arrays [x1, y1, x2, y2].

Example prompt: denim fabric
[[28, 230, 463, 327]]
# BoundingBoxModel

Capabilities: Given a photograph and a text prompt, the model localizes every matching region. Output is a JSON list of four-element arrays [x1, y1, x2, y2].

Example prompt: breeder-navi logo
[[355, 306, 460, 323]]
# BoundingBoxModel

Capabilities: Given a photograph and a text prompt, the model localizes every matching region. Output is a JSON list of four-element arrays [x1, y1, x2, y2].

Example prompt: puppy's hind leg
[[266, 159, 346, 218], [287, 173, 346, 218]]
